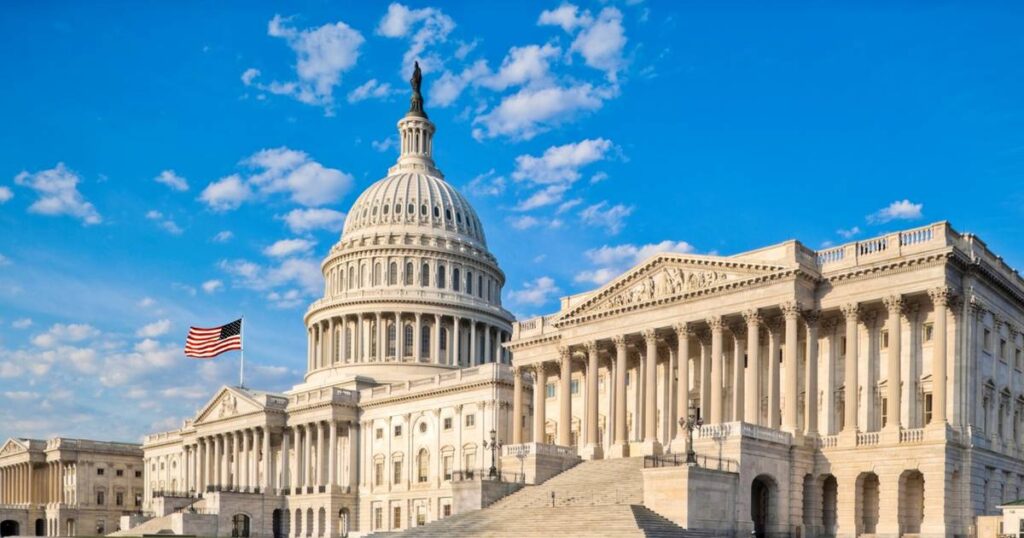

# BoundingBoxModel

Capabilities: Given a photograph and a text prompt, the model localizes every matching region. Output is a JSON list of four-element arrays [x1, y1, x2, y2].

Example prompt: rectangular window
[[394, 425, 403, 437], [97, 468, 105, 476], [393, 506, 402, 529], [393, 461, 402, 484], [374, 507, 383, 530], [880, 329, 889, 349], [570, 379, 580, 396], [116, 492, 124, 506], [1001, 339, 1008, 361], [96, 491, 105, 505], [924, 394, 933, 424], [465, 414, 475, 428], [116, 469, 124, 477], [443, 455, 453, 481], [443, 504, 452, 517], [923, 322, 934, 342], [376, 428, 383, 440], [443, 417, 453, 430], [135, 493, 142, 507], [881, 398, 888, 428], [135, 471, 142, 478], [984, 329, 992, 351], [375, 462, 384, 486], [546, 383, 556, 398]]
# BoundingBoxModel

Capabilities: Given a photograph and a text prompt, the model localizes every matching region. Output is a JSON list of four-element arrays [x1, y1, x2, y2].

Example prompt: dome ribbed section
[[341, 172, 487, 247]]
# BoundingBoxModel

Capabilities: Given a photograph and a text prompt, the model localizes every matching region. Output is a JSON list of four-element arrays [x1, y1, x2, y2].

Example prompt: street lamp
[[483, 429, 502, 478], [678, 410, 703, 464]]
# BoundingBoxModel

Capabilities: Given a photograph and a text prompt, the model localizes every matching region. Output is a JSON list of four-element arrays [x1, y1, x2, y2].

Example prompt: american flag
[[185, 319, 243, 359]]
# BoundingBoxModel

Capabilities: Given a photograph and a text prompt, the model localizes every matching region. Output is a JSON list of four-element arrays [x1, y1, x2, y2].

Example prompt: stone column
[[328, 421, 338, 488], [884, 295, 904, 432], [306, 423, 315, 488], [611, 336, 628, 457], [470, 320, 478, 366], [355, 313, 363, 362], [453, 316, 462, 366], [348, 422, 360, 491], [744, 311, 762, 424], [234, 431, 243, 488], [698, 331, 712, 421], [641, 330, 662, 455], [534, 363, 547, 443], [929, 287, 953, 427], [512, 368, 524, 444], [731, 324, 745, 423], [805, 310, 820, 436], [558, 346, 572, 447], [396, 313, 404, 360], [261, 428, 271, 490], [672, 324, 692, 452], [317, 421, 327, 487], [841, 304, 861, 434], [307, 328, 314, 371], [281, 428, 291, 491], [339, 316, 347, 363], [782, 302, 801, 434], [375, 312, 384, 362], [582, 341, 602, 459], [484, 324, 492, 364], [414, 313, 423, 362], [768, 318, 782, 429], [708, 317, 724, 425]]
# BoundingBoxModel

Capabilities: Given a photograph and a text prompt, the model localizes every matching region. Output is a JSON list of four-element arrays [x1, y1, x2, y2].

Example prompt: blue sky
[[1, 1, 1022, 442]]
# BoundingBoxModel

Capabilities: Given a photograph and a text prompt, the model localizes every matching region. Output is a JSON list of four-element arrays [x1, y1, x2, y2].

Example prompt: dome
[[341, 171, 487, 248]]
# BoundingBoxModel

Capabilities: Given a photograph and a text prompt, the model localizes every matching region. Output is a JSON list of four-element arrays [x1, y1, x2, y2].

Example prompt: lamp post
[[678, 411, 703, 464], [483, 429, 501, 479]]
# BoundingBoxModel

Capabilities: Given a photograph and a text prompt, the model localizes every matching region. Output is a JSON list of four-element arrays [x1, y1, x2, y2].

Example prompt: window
[[116, 469, 124, 477], [373, 262, 382, 286], [453, 268, 461, 291], [478, 276, 483, 298], [1001, 339, 1008, 361], [881, 398, 888, 428], [374, 462, 384, 486], [393, 506, 402, 530], [465, 414, 476, 428], [408, 203, 414, 215], [546, 383, 556, 398], [420, 263, 429, 287], [443, 417, 453, 430], [116, 492, 124, 506], [984, 328, 993, 352], [96, 491, 105, 505], [419, 422, 427, 433], [135, 493, 142, 506], [135, 471, 142, 478], [880, 329, 889, 349], [393, 461, 402, 484], [923, 322, 934, 342], [374, 507, 383, 531], [404, 325, 414, 356], [570, 379, 580, 396], [97, 468, 105, 476], [437, 265, 446, 288], [417, 449, 429, 483], [387, 324, 397, 356], [466, 271, 473, 294], [443, 504, 452, 517], [394, 425, 403, 437], [445, 209, 452, 221], [376, 428, 384, 440], [388, 262, 398, 286], [924, 393, 934, 424], [1017, 348, 1023, 370], [625, 372, 631, 386], [443, 455, 453, 480], [433, 206, 440, 218], [405, 262, 413, 285], [421, 328, 431, 356], [421, 204, 427, 216]]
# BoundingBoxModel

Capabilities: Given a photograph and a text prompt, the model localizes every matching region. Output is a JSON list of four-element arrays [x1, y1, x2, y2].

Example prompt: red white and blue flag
[[184, 318, 243, 359]]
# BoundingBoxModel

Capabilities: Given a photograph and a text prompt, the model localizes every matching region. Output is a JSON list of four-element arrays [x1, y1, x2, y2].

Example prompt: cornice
[[304, 295, 515, 326], [823, 250, 952, 285], [504, 333, 562, 352], [359, 378, 512, 409]]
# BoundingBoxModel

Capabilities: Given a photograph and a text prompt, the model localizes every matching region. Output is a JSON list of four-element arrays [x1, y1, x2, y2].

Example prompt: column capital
[[742, 309, 762, 326], [927, 286, 957, 307], [612, 334, 627, 348], [883, 294, 905, 315], [584, 340, 598, 355], [673, 322, 692, 337], [558, 346, 571, 361], [642, 328, 657, 344], [706, 316, 724, 332], [781, 301, 802, 320], [802, 309, 821, 327], [840, 302, 861, 321]]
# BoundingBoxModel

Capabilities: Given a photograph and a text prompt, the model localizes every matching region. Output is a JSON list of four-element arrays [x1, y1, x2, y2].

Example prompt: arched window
[[317, 508, 326, 538], [466, 271, 473, 294], [388, 262, 398, 286], [453, 268, 461, 292], [417, 449, 429, 483], [456, 212, 462, 223], [408, 203, 414, 215], [373, 263, 382, 286], [440, 327, 448, 351], [445, 209, 452, 221], [421, 204, 427, 216], [382, 204, 389, 215], [345, 328, 352, 361], [433, 206, 440, 218], [370, 322, 377, 357], [420, 263, 430, 287], [387, 323, 397, 357], [231, 514, 250, 538], [404, 324, 414, 357], [348, 267, 354, 290], [404, 262, 413, 285], [421, 327, 431, 357], [306, 509, 313, 538], [437, 265, 446, 289], [294, 509, 302, 538]]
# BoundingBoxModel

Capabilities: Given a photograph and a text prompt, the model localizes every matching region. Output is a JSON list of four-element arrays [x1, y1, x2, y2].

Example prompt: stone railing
[[856, 431, 880, 446], [815, 222, 956, 271], [306, 288, 511, 318], [695, 421, 792, 446], [289, 386, 359, 408], [900, 428, 925, 444], [642, 453, 739, 473], [501, 442, 577, 458], [816, 435, 839, 449], [512, 315, 560, 340]]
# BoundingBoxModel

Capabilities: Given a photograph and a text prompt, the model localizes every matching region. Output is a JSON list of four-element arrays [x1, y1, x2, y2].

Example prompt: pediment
[[0, 438, 28, 457], [559, 254, 792, 321], [193, 386, 264, 425]]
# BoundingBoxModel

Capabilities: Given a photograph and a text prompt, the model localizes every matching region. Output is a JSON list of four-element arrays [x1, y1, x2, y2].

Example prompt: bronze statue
[[408, 61, 427, 117]]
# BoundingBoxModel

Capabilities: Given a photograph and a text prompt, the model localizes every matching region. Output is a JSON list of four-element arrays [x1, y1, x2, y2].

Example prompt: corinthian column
[[533, 363, 547, 444], [610, 335, 629, 458], [707, 317, 724, 425], [928, 287, 953, 427], [558, 347, 572, 447], [642, 330, 662, 455], [743, 310, 762, 424], [782, 302, 801, 433], [841, 303, 861, 434], [804, 310, 820, 436], [884, 295, 904, 432], [671, 324, 692, 452], [512, 367, 524, 444], [582, 341, 602, 459], [730, 324, 745, 423]]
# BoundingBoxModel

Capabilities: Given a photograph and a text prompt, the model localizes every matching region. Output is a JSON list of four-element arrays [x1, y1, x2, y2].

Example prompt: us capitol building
[[4, 70, 1024, 538]]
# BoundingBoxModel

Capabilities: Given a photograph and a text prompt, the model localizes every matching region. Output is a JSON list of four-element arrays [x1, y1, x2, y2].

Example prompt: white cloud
[[0, 186, 12, 203], [507, 215, 541, 230], [347, 79, 396, 103], [212, 230, 234, 243], [512, 138, 614, 185], [3, 391, 39, 401], [219, 257, 321, 296], [570, 7, 627, 81], [145, 210, 183, 235], [32, 323, 100, 348], [202, 280, 223, 294], [514, 184, 570, 211], [578, 201, 633, 234], [472, 84, 608, 140], [280, 208, 347, 233], [244, 147, 353, 207], [0, 253, 10, 266], [575, 240, 697, 286], [377, 3, 455, 75], [867, 199, 923, 224], [430, 60, 489, 107], [464, 169, 506, 197], [837, 226, 861, 239], [264, 238, 317, 258], [136, 319, 172, 338], [538, 3, 593, 32], [371, 136, 398, 153], [13, 163, 101, 225], [253, 15, 366, 113], [267, 289, 305, 308], [154, 170, 189, 191], [480, 43, 560, 91], [200, 174, 253, 211], [507, 276, 560, 306], [12, 318, 32, 329], [137, 297, 156, 308]]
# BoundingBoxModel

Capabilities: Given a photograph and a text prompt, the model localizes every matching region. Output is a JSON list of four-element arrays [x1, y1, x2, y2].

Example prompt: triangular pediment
[[0, 438, 28, 457], [193, 386, 264, 425], [559, 254, 792, 321]]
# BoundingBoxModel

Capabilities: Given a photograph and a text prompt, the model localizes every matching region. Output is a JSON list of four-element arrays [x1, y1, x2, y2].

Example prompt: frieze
[[602, 268, 731, 310]]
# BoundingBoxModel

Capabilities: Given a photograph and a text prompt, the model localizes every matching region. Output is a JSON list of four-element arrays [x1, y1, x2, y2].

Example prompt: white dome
[[342, 172, 487, 247]]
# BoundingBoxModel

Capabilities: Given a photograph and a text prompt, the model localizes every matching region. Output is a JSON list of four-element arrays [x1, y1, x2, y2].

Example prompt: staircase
[[366, 457, 693, 537]]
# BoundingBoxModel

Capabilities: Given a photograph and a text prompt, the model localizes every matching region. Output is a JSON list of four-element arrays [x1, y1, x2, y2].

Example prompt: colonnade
[[510, 289, 956, 456], [0, 461, 72, 505], [307, 313, 510, 370], [184, 427, 272, 493]]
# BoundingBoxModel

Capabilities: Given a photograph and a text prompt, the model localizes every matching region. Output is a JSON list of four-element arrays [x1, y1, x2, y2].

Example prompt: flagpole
[[239, 316, 245, 389]]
